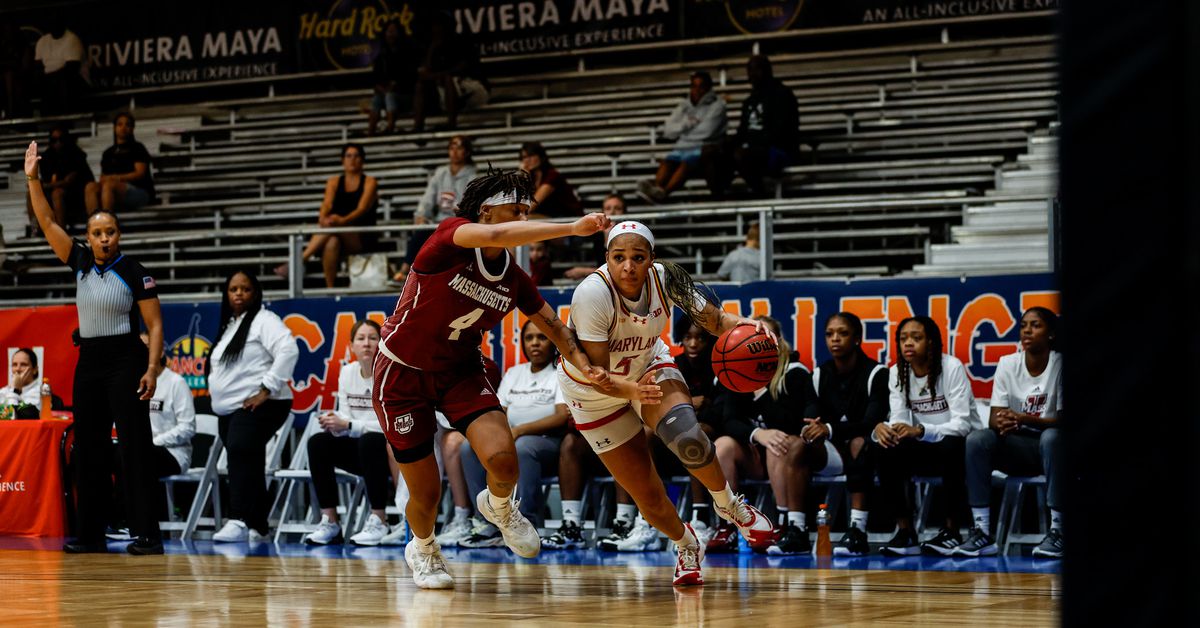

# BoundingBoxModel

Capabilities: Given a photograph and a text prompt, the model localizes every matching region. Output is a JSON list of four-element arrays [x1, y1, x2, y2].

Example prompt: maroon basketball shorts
[[372, 355, 502, 463]]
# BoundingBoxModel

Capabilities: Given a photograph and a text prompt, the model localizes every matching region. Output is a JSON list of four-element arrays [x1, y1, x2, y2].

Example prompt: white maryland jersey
[[563, 263, 691, 383]]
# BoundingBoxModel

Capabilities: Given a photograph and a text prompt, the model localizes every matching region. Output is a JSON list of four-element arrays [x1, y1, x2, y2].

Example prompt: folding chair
[[159, 414, 224, 540], [995, 473, 1048, 555], [271, 416, 365, 542]]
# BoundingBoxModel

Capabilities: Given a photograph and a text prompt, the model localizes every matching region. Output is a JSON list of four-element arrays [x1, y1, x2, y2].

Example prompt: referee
[[25, 141, 165, 555]]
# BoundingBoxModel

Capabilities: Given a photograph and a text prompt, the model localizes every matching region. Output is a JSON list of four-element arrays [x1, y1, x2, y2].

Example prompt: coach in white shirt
[[140, 334, 196, 477], [208, 271, 299, 542]]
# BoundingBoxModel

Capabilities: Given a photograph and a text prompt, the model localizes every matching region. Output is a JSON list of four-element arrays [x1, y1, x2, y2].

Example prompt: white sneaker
[[405, 540, 454, 589], [615, 517, 662, 552], [673, 523, 705, 586], [304, 515, 342, 545], [349, 514, 389, 546], [435, 516, 473, 547], [691, 520, 715, 547], [475, 489, 541, 558], [212, 519, 249, 543], [715, 494, 777, 551], [381, 520, 408, 546], [248, 528, 267, 542]]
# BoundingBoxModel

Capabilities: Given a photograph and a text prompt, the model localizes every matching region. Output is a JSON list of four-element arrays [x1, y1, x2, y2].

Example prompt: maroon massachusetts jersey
[[379, 217, 546, 371]]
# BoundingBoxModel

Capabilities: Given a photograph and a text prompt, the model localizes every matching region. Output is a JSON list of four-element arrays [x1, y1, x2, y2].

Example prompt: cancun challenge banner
[[143, 273, 1056, 419]]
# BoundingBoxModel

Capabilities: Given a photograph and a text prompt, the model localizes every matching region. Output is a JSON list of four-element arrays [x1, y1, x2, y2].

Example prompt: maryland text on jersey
[[448, 273, 513, 311], [609, 334, 658, 354]]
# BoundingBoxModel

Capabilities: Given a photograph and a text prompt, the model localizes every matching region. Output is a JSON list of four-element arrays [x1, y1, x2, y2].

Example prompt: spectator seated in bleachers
[[563, 193, 627, 280], [958, 307, 1063, 559], [706, 55, 799, 198], [637, 71, 727, 204], [275, 143, 378, 289], [519, 141, 583, 219], [85, 113, 155, 214], [412, 11, 488, 134], [33, 17, 84, 115], [366, 18, 418, 137], [527, 241, 558, 286], [458, 320, 569, 546], [716, 220, 765, 282], [810, 312, 889, 557], [393, 135, 476, 282], [27, 125, 93, 237], [303, 320, 404, 546], [875, 316, 981, 557], [0, 348, 41, 415]]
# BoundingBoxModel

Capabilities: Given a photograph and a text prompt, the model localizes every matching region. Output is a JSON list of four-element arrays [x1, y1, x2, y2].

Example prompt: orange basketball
[[711, 325, 779, 393]]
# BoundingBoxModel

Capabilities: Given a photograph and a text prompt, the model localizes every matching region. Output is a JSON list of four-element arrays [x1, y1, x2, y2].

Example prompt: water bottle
[[815, 503, 833, 558], [40, 378, 52, 419]]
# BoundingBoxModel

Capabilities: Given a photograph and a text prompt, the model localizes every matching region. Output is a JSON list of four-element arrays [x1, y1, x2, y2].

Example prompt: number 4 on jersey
[[448, 308, 485, 340]]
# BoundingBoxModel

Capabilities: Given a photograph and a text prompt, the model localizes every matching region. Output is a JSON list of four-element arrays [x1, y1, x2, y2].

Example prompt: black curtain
[[1060, 0, 1200, 625]]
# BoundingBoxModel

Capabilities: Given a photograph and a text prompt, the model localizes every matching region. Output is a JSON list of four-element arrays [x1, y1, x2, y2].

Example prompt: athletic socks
[[562, 500, 583, 526], [972, 507, 991, 532], [850, 509, 869, 532], [708, 484, 736, 510], [776, 509, 788, 527], [1050, 509, 1063, 532], [454, 506, 471, 522], [691, 504, 710, 526], [414, 533, 438, 553], [488, 489, 512, 515], [787, 511, 807, 531], [616, 503, 637, 524]]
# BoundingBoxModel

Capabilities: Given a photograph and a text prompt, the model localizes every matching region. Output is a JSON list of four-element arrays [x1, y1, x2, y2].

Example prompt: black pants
[[73, 335, 160, 542], [218, 400, 291, 534], [877, 435, 967, 527], [841, 439, 878, 495], [306, 431, 392, 510], [112, 445, 182, 527]]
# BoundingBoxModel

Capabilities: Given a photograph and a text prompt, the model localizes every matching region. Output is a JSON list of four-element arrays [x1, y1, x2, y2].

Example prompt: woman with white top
[[1, 348, 41, 411], [557, 220, 776, 586], [304, 319, 402, 546], [956, 307, 1063, 558], [141, 333, 196, 477], [459, 319, 569, 545], [208, 270, 299, 542], [875, 315, 981, 557]]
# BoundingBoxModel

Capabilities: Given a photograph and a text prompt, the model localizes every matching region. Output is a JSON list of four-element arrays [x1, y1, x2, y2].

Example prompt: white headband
[[607, 220, 655, 249], [481, 190, 532, 208]]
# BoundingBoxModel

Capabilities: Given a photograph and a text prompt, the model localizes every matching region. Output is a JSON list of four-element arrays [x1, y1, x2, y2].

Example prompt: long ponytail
[[756, 315, 790, 400]]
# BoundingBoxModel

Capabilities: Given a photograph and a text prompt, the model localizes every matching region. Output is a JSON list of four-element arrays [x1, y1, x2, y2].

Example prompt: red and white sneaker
[[715, 494, 777, 551], [672, 522, 705, 587]]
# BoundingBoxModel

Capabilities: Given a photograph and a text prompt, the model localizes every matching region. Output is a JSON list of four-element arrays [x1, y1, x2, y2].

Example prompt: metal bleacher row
[[0, 17, 1060, 304]]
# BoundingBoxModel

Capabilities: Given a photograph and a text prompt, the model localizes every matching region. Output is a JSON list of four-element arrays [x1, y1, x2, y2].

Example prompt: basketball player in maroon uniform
[[374, 169, 624, 589]]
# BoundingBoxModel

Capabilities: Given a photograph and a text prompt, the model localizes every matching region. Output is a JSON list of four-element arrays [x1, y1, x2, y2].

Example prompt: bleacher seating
[[0, 27, 1059, 303]]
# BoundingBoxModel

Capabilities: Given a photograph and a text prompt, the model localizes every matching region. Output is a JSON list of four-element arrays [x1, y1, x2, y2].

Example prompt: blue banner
[[162, 273, 1056, 417]]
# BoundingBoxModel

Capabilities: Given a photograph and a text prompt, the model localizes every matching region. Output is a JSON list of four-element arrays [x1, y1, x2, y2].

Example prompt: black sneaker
[[921, 527, 963, 556], [598, 519, 633, 552], [765, 524, 811, 555], [834, 526, 870, 556], [542, 520, 587, 550], [126, 537, 164, 555], [1031, 529, 1063, 558], [881, 528, 921, 556], [953, 527, 998, 557]]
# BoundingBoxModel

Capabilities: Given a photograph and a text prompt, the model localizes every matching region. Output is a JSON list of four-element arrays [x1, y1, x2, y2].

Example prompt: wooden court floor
[[0, 544, 1059, 627]]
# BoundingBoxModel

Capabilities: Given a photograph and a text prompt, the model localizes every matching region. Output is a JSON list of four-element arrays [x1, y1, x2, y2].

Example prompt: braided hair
[[894, 315, 943, 409], [455, 167, 534, 222], [660, 261, 718, 331]]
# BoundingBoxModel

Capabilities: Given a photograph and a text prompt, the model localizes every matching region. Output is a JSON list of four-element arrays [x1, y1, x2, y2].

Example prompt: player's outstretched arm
[[452, 212, 611, 249], [695, 301, 779, 345]]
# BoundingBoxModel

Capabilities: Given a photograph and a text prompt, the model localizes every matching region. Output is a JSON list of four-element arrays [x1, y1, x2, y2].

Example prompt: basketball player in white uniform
[[558, 221, 777, 586]]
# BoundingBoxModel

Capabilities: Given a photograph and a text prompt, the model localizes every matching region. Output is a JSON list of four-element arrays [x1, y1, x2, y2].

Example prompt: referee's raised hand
[[24, 141, 40, 179]]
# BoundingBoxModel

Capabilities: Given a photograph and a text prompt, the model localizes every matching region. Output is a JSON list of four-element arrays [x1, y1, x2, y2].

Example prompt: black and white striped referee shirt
[[67, 241, 159, 338]]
